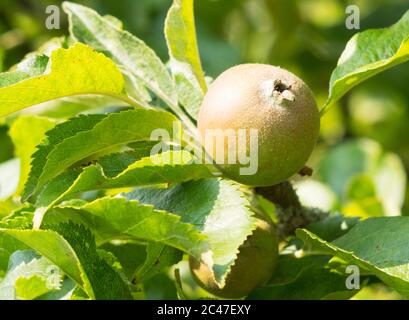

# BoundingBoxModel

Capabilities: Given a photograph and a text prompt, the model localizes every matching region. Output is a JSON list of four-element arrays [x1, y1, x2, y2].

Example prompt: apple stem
[[255, 182, 328, 239]]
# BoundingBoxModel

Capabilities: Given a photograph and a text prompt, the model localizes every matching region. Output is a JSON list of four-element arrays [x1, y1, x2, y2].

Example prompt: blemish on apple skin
[[273, 79, 287, 93], [259, 79, 295, 106]]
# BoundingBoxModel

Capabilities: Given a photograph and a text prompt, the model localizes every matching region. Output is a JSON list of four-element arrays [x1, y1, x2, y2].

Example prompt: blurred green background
[[0, 0, 409, 299]]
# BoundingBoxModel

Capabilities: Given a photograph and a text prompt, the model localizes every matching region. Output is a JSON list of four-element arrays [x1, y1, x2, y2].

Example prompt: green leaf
[[123, 71, 152, 106], [14, 54, 50, 77], [36, 277, 77, 300], [97, 143, 159, 178], [0, 72, 31, 89], [0, 199, 19, 219], [49, 223, 132, 300], [34, 95, 129, 119], [248, 255, 360, 300], [165, 0, 206, 119], [35, 108, 177, 187], [63, 2, 178, 108], [103, 15, 124, 30], [101, 242, 147, 280], [0, 43, 126, 117], [126, 179, 257, 284], [323, 10, 409, 112], [0, 205, 34, 278], [0, 37, 66, 92], [23, 113, 106, 201], [50, 196, 209, 259], [296, 217, 409, 297], [0, 228, 89, 297], [0, 206, 34, 230], [134, 243, 183, 283], [25, 109, 181, 201], [0, 235, 29, 275], [35, 36, 69, 56], [0, 250, 63, 300], [143, 273, 178, 300], [9, 116, 57, 195], [306, 213, 359, 242], [0, 223, 133, 300], [35, 150, 215, 207], [0, 54, 49, 88], [15, 275, 51, 300]]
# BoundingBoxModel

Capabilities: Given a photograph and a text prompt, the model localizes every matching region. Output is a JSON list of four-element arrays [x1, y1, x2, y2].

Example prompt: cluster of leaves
[[0, 1, 408, 300]]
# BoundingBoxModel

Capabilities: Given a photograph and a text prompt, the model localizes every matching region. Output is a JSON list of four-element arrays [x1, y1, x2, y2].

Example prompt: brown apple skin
[[197, 64, 320, 187], [189, 218, 279, 298]]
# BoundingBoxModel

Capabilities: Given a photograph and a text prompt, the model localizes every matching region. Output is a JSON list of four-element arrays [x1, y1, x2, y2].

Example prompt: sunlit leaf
[[165, 0, 207, 119], [248, 255, 360, 300], [63, 2, 178, 109], [297, 217, 409, 297], [0, 43, 127, 117], [9, 116, 57, 194], [323, 10, 409, 112], [24, 109, 181, 201], [35, 150, 215, 207], [49, 196, 208, 259], [126, 179, 257, 284]]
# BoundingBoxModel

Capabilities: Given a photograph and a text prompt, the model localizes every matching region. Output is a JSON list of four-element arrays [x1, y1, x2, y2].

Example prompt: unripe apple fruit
[[189, 218, 278, 298], [197, 64, 320, 186]]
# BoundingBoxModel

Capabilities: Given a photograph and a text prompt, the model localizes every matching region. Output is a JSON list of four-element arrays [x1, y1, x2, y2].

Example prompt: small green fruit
[[198, 64, 320, 186], [189, 218, 279, 298]]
